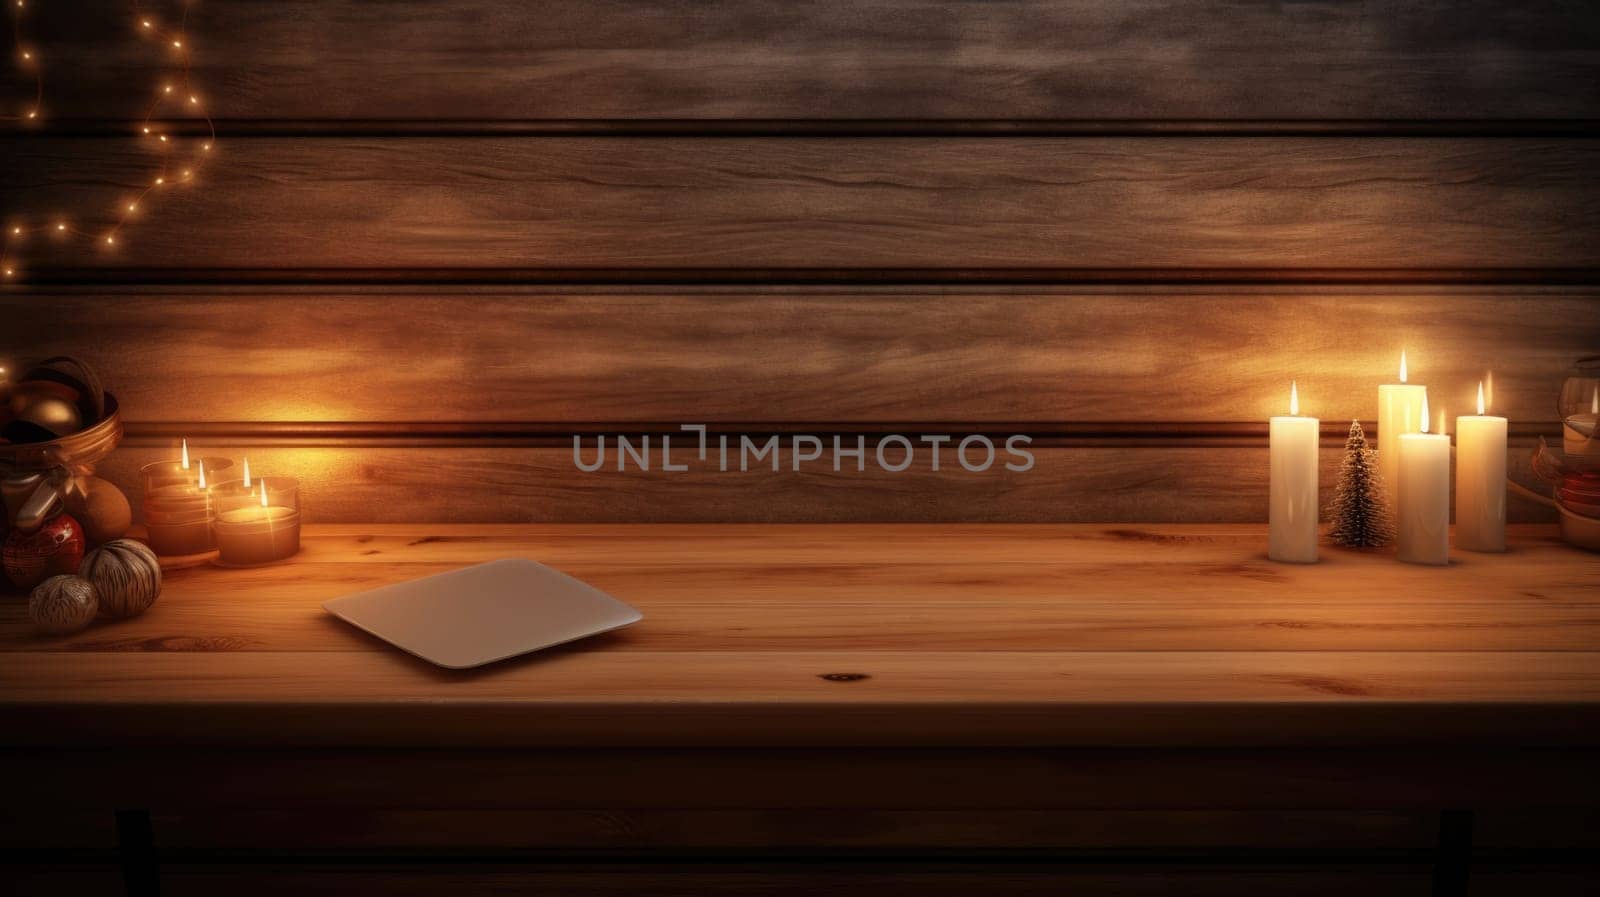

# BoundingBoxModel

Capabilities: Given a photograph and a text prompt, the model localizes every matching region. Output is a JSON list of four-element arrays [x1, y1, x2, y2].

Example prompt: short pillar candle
[[1396, 396, 1450, 566], [1455, 381, 1506, 552], [1269, 381, 1319, 563], [140, 440, 233, 559], [213, 476, 301, 566]]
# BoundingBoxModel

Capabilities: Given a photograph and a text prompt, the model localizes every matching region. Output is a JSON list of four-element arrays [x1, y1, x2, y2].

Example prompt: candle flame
[[1485, 371, 1494, 412], [242, 457, 252, 488], [197, 459, 207, 490], [1593, 386, 1598, 415], [1438, 407, 1447, 436], [1399, 350, 1408, 383], [180, 437, 190, 469], [1477, 381, 1485, 416], [1420, 391, 1430, 433], [1289, 380, 1299, 416], [261, 483, 269, 508]]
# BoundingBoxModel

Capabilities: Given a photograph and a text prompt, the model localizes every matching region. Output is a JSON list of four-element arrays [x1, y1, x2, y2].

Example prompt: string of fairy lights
[[3, 0, 216, 280]]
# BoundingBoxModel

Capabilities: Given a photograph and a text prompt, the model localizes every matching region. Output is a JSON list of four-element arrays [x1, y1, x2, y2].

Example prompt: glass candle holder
[[213, 476, 300, 566], [1561, 375, 1600, 471], [140, 457, 233, 558]]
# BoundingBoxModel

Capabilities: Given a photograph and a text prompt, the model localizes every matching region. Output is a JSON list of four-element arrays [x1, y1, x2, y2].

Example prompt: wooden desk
[[3, 524, 1598, 896]]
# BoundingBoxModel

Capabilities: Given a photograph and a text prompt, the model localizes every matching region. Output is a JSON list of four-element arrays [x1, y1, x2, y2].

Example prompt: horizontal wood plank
[[4, 287, 1593, 426], [1, 524, 1597, 747], [20, 1, 1600, 121], [74, 441, 1558, 524], [11, 745, 1600, 808], [3, 138, 1597, 272], [11, 649, 1596, 746], [136, 809, 1441, 852], [153, 866, 1435, 897], [1, 525, 1594, 653]]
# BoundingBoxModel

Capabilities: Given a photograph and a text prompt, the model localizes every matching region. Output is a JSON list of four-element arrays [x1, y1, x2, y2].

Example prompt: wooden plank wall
[[4, 0, 1599, 523]]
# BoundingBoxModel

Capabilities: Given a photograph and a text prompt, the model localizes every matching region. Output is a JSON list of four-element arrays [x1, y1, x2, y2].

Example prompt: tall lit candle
[[1269, 381, 1319, 563], [1456, 381, 1506, 552], [1397, 395, 1450, 565], [1377, 350, 1426, 510]]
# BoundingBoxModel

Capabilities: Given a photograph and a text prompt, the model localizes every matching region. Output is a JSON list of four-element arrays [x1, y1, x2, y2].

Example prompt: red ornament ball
[[3, 513, 87, 591]]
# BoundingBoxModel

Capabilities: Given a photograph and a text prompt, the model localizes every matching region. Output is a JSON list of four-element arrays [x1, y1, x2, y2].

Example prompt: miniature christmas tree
[[1328, 420, 1395, 548]]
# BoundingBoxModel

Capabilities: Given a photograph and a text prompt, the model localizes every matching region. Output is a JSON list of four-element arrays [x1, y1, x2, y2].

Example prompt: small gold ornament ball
[[29, 574, 100, 635], [4, 391, 83, 442]]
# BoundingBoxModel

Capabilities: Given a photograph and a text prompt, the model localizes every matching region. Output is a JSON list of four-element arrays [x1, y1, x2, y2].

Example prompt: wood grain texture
[[77, 440, 1558, 524], [4, 138, 1598, 271], [1, 525, 1595, 653], [4, 287, 1593, 426], [20, 1, 1600, 121], [1, 524, 1597, 748]]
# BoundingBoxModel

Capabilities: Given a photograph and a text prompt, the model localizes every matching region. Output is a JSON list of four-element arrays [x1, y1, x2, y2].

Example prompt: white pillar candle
[[1397, 395, 1450, 566], [1377, 350, 1426, 510], [1269, 381, 1319, 563], [1455, 381, 1506, 552]]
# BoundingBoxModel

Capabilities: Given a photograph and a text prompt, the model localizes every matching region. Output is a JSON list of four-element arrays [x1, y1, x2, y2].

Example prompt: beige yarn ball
[[79, 538, 162, 619], [29, 574, 99, 635], [64, 476, 133, 546]]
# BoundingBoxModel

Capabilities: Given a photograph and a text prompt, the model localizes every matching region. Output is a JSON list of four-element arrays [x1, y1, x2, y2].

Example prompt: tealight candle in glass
[[213, 477, 300, 566], [140, 451, 234, 558]]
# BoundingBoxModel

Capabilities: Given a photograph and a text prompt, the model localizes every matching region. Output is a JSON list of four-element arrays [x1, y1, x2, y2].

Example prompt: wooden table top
[[2, 524, 1597, 749]]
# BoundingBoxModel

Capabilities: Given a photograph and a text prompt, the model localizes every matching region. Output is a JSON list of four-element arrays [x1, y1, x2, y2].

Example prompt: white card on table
[[323, 559, 642, 669]]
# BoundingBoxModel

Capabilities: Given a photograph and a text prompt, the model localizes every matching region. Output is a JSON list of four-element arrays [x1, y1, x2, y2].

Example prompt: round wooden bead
[[29, 574, 99, 635], [79, 538, 162, 619]]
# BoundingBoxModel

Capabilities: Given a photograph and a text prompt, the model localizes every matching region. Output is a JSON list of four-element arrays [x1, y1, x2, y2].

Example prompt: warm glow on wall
[[2, 1, 218, 280]]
